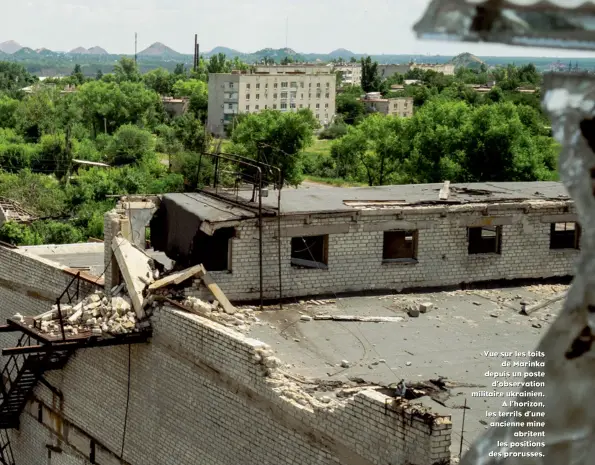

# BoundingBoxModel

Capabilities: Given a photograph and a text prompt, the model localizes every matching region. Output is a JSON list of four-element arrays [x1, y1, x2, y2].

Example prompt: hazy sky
[[3, 0, 595, 57]]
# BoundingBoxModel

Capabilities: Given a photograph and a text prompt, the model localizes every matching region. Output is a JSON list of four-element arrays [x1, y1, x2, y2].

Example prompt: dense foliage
[[0, 53, 560, 247]]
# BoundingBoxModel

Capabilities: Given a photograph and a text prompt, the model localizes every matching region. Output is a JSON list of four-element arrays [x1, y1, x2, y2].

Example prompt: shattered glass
[[414, 0, 595, 51], [459, 73, 595, 464]]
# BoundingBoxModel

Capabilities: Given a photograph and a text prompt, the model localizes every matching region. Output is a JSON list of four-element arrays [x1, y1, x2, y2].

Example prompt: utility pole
[[194, 34, 198, 72]]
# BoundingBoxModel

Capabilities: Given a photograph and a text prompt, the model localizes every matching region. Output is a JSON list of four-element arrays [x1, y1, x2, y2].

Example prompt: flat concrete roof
[[21, 243, 173, 276], [235, 181, 570, 215], [245, 283, 567, 456], [161, 193, 257, 224]]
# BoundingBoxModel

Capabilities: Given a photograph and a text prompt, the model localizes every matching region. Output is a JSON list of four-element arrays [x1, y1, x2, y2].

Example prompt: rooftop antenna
[[135, 32, 138, 64]]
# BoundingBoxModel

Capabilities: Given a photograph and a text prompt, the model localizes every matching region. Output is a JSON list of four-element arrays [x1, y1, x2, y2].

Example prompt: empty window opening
[[190, 227, 235, 271], [550, 222, 580, 250], [383, 230, 418, 262], [291, 235, 328, 269], [468, 226, 502, 255]]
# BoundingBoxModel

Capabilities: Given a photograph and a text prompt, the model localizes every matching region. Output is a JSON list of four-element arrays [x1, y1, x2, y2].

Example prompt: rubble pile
[[252, 345, 338, 410], [28, 285, 144, 338], [182, 297, 260, 333]]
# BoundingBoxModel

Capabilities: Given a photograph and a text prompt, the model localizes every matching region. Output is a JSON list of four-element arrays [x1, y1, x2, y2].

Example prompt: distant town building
[[377, 63, 455, 80], [162, 97, 190, 118], [207, 70, 336, 137], [360, 92, 414, 118], [254, 64, 331, 75], [332, 63, 362, 87]]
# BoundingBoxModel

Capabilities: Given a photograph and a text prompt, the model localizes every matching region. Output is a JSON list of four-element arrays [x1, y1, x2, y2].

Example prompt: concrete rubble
[[182, 297, 259, 333], [29, 286, 142, 338]]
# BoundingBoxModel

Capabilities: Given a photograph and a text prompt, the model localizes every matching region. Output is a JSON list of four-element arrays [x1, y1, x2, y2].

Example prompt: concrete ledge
[[458, 216, 516, 227], [540, 213, 578, 223], [363, 220, 434, 232], [280, 224, 350, 237]]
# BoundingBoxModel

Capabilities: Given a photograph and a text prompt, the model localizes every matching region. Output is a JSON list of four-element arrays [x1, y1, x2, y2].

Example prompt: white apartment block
[[208, 71, 336, 137], [333, 64, 362, 87]]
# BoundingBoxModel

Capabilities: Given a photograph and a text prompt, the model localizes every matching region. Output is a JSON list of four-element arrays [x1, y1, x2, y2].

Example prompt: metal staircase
[[0, 334, 73, 430]]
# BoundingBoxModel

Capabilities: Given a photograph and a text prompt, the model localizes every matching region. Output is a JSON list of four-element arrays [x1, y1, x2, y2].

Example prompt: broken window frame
[[290, 235, 329, 270], [382, 230, 419, 264], [550, 222, 581, 250], [467, 226, 502, 255]]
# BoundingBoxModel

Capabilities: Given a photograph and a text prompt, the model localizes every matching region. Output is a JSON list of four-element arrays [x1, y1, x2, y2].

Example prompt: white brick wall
[[186, 202, 579, 301], [5, 305, 451, 465]]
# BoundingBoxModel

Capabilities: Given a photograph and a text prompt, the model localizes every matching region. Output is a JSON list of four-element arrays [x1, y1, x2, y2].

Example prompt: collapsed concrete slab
[[111, 234, 155, 319]]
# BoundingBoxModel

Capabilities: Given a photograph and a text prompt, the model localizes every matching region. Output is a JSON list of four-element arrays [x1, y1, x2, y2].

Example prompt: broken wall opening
[[550, 222, 580, 250], [468, 226, 502, 255], [382, 230, 418, 262], [291, 235, 328, 269], [191, 227, 235, 272]]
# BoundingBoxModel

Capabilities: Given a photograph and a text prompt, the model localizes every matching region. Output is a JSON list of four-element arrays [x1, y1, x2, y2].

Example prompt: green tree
[[71, 64, 85, 85], [15, 87, 62, 141], [207, 53, 231, 75], [144, 68, 175, 96], [96, 69, 103, 80], [172, 114, 209, 153], [106, 124, 154, 166], [113, 57, 141, 83], [360, 56, 381, 93], [0, 95, 19, 129], [230, 109, 319, 185], [172, 79, 208, 120], [331, 114, 409, 185], [0, 62, 37, 96]]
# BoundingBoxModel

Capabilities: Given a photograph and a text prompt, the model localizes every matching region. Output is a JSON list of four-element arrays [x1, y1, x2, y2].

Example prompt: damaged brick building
[[138, 181, 579, 303]]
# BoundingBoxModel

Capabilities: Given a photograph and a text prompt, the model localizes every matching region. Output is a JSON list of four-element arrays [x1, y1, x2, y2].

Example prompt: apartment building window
[[299, 104, 303, 108], [227, 103, 233, 109], [468, 226, 502, 255], [316, 83, 321, 88], [281, 92, 288, 98], [325, 113, 328, 119], [229, 82, 234, 89], [326, 82, 330, 87], [309, 83, 312, 88], [281, 102, 287, 109], [316, 103, 320, 109], [256, 94, 260, 100], [264, 105, 268, 109], [274, 83, 278, 88], [265, 83, 269, 88], [325, 103, 329, 108], [316, 114, 320, 119], [300, 93, 304, 99], [273, 93, 277, 99], [255, 105, 259, 110], [325, 93, 330, 98], [290, 102, 296, 109], [256, 83, 260, 89], [273, 104, 277, 109], [309, 93, 312, 98], [316, 93, 321, 99], [290, 91, 297, 98], [290, 81, 297, 87], [394, 103, 398, 109], [300, 82, 304, 88], [246, 83, 251, 89], [281, 82, 288, 88], [550, 222, 581, 249], [245, 105, 250, 111], [246, 94, 250, 100]]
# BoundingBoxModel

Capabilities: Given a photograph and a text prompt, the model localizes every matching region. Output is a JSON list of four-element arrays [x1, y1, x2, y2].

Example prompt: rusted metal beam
[[1, 333, 152, 356]]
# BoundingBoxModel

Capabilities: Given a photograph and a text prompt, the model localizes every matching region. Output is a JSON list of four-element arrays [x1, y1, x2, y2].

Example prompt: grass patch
[[304, 138, 333, 157]]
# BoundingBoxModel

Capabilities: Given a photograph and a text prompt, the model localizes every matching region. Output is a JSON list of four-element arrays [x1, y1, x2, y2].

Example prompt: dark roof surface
[[237, 181, 570, 215]]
